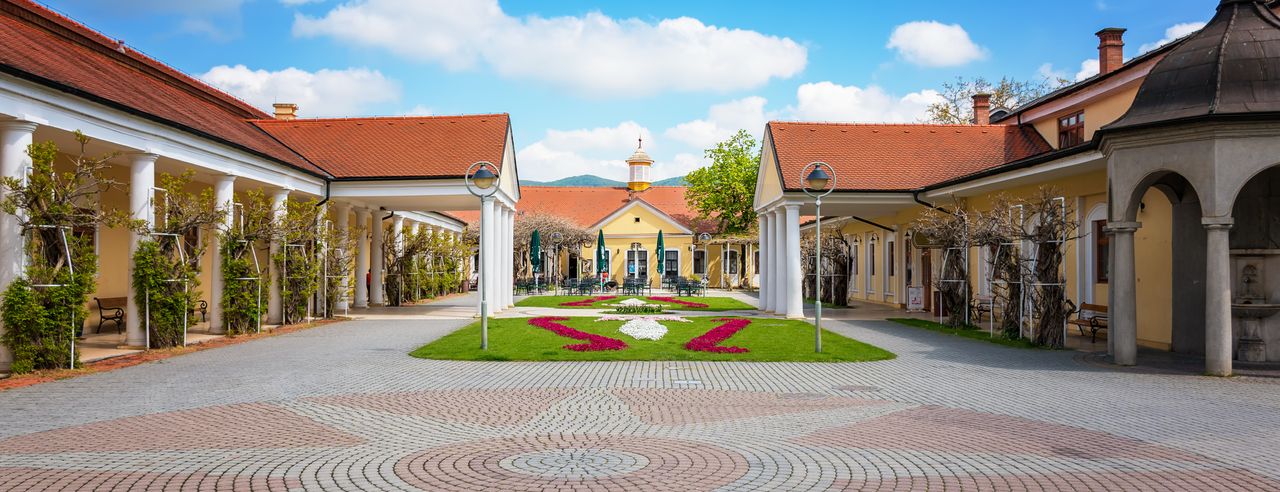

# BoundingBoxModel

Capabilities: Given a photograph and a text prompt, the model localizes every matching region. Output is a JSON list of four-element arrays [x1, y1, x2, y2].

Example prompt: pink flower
[[560, 296, 617, 307], [684, 318, 751, 353], [646, 297, 709, 309], [529, 317, 629, 352]]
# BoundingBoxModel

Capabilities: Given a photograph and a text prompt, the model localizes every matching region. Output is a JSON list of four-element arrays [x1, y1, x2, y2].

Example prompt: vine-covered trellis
[[274, 199, 320, 325], [801, 223, 851, 306]]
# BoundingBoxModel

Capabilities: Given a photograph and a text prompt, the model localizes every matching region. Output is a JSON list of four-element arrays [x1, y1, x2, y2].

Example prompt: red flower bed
[[560, 296, 616, 307], [646, 297, 709, 309], [684, 318, 751, 353], [529, 317, 629, 352]]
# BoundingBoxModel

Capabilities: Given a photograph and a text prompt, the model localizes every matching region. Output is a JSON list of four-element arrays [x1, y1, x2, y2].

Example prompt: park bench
[[190, 300, 208, 323], [93, 297, 127, 334], [1068, 302, 1109, 342]]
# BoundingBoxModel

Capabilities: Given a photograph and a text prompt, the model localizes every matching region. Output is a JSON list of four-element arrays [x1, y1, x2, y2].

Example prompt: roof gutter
[[912, 191, 946, 213]]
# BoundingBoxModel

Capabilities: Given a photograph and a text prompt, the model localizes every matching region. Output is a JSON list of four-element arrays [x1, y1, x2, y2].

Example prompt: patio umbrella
[[596, 230, 607, 282], [655, 230, 665, 279], [530, 230, 542, 275]]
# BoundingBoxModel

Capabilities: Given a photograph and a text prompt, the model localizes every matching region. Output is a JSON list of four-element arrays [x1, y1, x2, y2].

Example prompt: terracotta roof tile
[[768, 122, 1053, 191], [453, 186, 713, 232], [0, 0, 324, 176], [252, 115, 510, 179]]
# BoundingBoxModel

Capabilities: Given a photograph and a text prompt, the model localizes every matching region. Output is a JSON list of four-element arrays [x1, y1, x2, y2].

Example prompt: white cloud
[[292, 0, 806, 96], [1139, 22, 1207, 54], [790, 82, 943, 123], [1075, 59, 1100, 81], [402, 105, 433, 116], [664, 96, 773, 149], [517, 122, 656, 182], [198, 65, 401, 117], [887, 21, 987, 67]]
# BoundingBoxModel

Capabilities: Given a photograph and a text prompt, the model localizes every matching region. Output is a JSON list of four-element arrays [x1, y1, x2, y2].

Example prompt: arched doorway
[[1227, 165, 1280, 363]]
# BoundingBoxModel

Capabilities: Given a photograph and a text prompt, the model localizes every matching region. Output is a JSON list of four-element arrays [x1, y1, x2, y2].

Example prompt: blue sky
[[46, 0, 1217, 182]]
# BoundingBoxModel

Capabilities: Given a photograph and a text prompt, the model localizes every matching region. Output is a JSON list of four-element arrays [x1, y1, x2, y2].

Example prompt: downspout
[[913, 190, 947, 213]]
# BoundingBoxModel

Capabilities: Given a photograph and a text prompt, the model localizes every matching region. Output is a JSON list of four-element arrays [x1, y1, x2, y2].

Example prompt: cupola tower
[[626, 138, 653, 192]]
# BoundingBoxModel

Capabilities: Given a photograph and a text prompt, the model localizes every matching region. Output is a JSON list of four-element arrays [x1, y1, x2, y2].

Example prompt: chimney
[[272, 103, 298, 121], [1096, 28, 1127, 76], [972, 93, 992, 125]]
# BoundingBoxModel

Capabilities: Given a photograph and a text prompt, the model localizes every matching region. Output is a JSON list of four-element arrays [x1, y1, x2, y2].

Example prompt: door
[[922, 249, 933, 312], [569, 253, 579, 279]]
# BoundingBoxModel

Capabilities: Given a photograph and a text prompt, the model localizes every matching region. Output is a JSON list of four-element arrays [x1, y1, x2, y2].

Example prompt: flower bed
[[618, 318, 668, 341], [595, 314, 691, 323], [560, 296, 616, 307], [647, 297, 709, 309], [613, 305, 665, 314], [685, 318, 752, 353], [529, 317, 628, 351]]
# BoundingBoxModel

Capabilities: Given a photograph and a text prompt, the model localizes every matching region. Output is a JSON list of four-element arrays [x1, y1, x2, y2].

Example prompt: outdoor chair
[[1067, 301, 1109, 342], [93, 297, 127, 334]]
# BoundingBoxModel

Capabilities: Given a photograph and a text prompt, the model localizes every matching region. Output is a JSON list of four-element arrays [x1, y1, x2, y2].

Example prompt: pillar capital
[[1105, 221, 1141, 234], [125, 151, 159, 166], [1202, 216, 1234, 230], [215, 174, 237, 185], [0, 119, 38, 135]]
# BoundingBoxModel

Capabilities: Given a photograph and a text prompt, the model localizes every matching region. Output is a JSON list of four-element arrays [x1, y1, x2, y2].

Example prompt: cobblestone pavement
[[1, 294, 1279, 491]]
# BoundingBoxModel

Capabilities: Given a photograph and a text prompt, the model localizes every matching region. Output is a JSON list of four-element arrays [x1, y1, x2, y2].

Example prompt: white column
[[506, 206, 516, 308], [759, 214, 772, 312], [479, 197, 496, 317], [1204, 218, 1234, 377], [392, 214, 404, 248], [0, 120, 37, 368], [784, 204, 803, 318], [266, 189, 289, 324], [773, 209, 787, 315], [335, 203, 352, 311], [1107, 222, 1139, 366], [208, 175, 235, 334], [125, 152, 158, 347], [370, 211, 385, 306], [354, 208, 370, 308]]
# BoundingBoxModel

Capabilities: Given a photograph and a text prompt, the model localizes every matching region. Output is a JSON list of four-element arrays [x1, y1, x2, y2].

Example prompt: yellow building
[[754, 0, 1280, 376]]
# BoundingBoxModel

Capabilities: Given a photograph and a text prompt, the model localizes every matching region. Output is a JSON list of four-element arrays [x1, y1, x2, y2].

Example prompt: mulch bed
[[0, 318, 344, 392]]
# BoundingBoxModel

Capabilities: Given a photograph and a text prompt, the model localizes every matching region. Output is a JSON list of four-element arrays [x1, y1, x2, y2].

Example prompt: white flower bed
[[617, 298, 649, 307], [619, 318, 668, 341]]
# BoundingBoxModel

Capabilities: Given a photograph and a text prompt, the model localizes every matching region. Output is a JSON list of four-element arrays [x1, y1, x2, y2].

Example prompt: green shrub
[[613, 304, 664, 315], [132, 239, 200, 348]]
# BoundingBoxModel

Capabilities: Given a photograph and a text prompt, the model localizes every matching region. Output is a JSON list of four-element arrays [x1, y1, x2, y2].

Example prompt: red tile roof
[[0, 0, 325, 176], [453, 186, 714, 233], [252, 114, 510, 179], [767, 122, 1053, 191]]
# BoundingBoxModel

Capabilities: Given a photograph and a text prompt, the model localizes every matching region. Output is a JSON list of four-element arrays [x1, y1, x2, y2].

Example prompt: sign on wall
[[907, 286, 925, 311]]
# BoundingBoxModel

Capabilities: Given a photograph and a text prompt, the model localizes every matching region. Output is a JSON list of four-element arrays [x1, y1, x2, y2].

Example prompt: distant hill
[[520, 174, 687, 188]]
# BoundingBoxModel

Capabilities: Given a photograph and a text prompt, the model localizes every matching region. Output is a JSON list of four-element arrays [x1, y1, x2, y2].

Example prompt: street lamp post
[[466, 161, 500, 350], [802, 162, 835, 353], [697, 233, 711, 284]]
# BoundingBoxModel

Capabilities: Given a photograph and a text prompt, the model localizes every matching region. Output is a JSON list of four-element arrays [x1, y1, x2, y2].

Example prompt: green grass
[[411, 316, 895, 362], [515, 295, 755, 311], [887, 318, 1043, 349]]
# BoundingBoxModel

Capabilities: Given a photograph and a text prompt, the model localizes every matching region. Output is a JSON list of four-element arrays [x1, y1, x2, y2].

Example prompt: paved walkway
[[1, 294, 1278, 490]]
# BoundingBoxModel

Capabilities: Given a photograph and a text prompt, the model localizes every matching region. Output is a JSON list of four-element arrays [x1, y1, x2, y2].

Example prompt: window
[[1094, 220, 1110, 283], [753, 250, 760, 274], [888, 240, 895, 277], [851, 243, 858, 277], [693, 250, 706, 275], [626, 250, 648, 278], [727, 250, 740, 275], [601, 250, 610, 274], [1058, 111, 1085, 148], [664, 249, 680, 278], [869, 241, 877, 276]]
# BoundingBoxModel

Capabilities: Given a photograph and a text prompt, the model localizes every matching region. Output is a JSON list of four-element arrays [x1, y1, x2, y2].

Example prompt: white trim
[[588, 199, 694, 234], [924, 150, 1105, 199], [0, 73, 326, 195]]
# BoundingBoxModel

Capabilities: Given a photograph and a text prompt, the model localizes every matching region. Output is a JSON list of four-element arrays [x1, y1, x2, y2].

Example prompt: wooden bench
[[189, 300, 208, 323], [1068, 302, 1109, 342], [93, 297, 127, 334]]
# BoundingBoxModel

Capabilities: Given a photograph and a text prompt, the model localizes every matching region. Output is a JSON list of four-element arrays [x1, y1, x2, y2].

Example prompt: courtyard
[[0, 294, 1278, 491]]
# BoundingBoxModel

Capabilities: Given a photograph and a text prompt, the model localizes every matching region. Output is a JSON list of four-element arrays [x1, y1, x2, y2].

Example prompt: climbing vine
[[220, 190, 271, 335], [131, 171, 223, 348], [320, 204, 357, 317], [273, 198, 320, 325], [0, 132, 118, 372]]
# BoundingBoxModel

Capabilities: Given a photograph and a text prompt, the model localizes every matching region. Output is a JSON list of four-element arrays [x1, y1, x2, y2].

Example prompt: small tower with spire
[[626, 137, 653, 192]]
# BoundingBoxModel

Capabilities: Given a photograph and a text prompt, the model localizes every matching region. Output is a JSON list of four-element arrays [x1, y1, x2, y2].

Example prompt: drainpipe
[[913, 190, 947, 213]]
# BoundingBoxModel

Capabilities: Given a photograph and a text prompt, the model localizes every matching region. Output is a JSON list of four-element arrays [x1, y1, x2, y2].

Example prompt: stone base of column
[[370, 302, 386, 308]]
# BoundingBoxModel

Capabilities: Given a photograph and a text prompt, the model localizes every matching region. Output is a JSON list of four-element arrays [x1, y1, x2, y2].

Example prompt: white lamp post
[[802, 162, 835, 353], [466, 161, 500, 350]]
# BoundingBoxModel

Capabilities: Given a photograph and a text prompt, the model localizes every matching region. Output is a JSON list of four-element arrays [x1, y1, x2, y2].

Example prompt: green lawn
[[412, 316, 895, 362], [515, 295, 756, 311], [887, 318, 1042, 349]]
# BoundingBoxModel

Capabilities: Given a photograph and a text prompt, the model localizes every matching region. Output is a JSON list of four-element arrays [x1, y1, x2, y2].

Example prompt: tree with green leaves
[[685, 129, 760, 234], [925, 76, 1067, 125], [0, 132, 123, 371], [220, 189, 272, 335]]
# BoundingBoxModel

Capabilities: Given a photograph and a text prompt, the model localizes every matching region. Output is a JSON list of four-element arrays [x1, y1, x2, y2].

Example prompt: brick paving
[[0, 294, 1278, 491]]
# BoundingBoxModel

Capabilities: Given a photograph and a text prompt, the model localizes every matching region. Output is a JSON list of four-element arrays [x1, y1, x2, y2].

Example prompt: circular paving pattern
[[394, 434, 749, 491]]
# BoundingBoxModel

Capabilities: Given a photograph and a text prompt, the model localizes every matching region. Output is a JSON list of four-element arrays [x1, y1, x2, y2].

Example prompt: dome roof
[[1107, 0, 1280, 131], [627, 146, 654, 164]]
